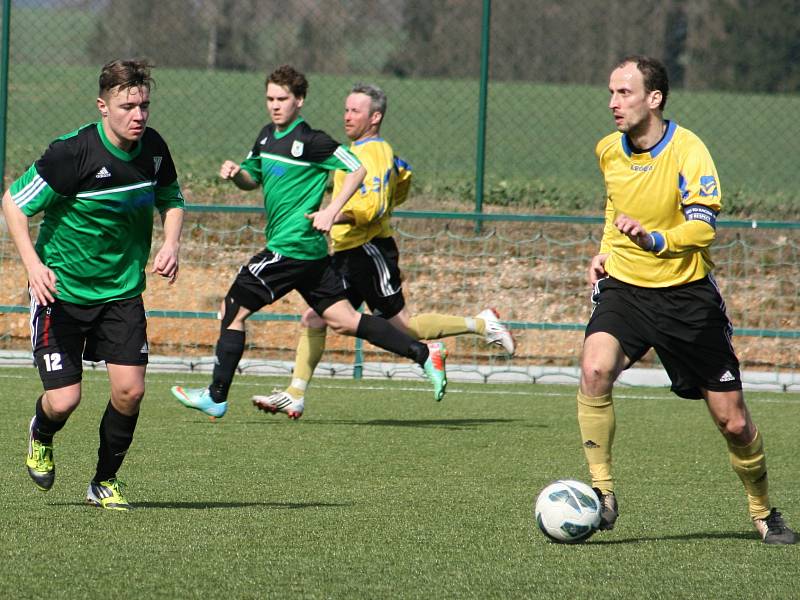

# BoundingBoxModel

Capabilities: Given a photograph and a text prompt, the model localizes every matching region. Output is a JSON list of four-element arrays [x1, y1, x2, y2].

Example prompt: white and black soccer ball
[[534, 479, 601, 544]]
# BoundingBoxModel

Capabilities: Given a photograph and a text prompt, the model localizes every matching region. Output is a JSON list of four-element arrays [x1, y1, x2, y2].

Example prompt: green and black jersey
[[9, 122, 184, 305], [239, 117, 361, 260]]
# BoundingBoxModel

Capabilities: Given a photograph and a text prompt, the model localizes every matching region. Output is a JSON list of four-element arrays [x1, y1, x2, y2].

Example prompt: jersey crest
[[291, 140, 304, 157], [699, 175, 718, 197]]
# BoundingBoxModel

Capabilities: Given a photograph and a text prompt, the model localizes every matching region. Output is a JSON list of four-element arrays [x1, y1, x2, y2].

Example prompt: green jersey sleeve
[[240, 126, 269, 183], [317, 144, 362, 172], [9, 164, 70, 217], [153, 140, 184, 211], [305, 129, 362, 172]]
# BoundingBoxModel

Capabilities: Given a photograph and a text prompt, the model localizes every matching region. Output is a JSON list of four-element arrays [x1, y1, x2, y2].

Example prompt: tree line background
[[82, 0, 800, 92]]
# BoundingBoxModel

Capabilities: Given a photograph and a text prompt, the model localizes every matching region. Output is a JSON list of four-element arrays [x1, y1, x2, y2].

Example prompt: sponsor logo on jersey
[[153, 156, 163, 174], [719, 370, 735, 382], [630, 164, 653, 172], [268, 165, 287, 177], [700, 175, 719, 197], [291, 140, 304, 157], [95, 166, 112, 179]]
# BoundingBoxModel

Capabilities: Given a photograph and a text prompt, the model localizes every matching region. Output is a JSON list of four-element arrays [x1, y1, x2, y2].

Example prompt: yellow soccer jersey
[[596, 121, 722, 288], [331, 137, 411, 251]]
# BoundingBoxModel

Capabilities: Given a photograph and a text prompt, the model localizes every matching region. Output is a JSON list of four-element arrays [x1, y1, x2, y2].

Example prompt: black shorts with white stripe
[[333, 236, 406, 320], [586, 275, 742, 399], [30, 295, 148, 390], [227, 248, 347, 316]]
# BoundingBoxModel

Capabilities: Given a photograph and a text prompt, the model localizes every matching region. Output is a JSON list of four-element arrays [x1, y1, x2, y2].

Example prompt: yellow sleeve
[[656, 220, 716, 258], [392, 156, 413, 207], [654, 133, 721, 258], [340, 151, 391, 227]]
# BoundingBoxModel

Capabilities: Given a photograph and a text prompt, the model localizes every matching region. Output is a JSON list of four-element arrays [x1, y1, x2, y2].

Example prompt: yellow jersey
[[330, 137, 411, 251], [597, 121, 722, 288]]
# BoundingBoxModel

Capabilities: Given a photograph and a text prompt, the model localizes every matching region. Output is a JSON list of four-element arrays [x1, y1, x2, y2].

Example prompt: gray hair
[[350, 83, 387, 117]]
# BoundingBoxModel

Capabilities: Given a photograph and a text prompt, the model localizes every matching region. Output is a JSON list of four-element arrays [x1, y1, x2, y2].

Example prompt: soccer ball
[[534, 479, 601, 544]]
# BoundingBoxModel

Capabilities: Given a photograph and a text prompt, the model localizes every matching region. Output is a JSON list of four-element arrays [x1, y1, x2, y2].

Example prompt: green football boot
[[86, 478, 132, 511], [423, 342, 448, 401], [26, 417, 55, 491]]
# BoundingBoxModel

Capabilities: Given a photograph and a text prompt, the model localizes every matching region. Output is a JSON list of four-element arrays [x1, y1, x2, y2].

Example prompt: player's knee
[[323, 311, 358, 336], [719, 414, 750, 440], [326, 319, 355, 336], [320, 301, 359, 335], [220, 291, 246, 330], [113, 382, 145, 407], [580, 357, 617, 389], [43, 391, 80, 420], [301, 309, 326, 329]]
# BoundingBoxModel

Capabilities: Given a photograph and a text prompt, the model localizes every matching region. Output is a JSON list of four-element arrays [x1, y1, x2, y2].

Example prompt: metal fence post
[[0, 0, 11, 189], [474, 0, 491, 233]]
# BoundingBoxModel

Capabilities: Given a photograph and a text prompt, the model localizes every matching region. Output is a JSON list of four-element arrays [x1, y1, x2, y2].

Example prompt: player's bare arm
[[152, 206, 184, 284], [220, 159, 259, 190], [2, 189, 58, 305], [307, 165, 366, 233], [588, 253, 609, 285]]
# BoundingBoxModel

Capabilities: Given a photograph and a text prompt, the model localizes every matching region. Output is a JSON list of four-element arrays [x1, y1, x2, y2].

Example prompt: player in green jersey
[[2, 59, 185, 510], [171, 65, 447, 419], [252, 83, 515, 419], [576, 55, 795, 544]]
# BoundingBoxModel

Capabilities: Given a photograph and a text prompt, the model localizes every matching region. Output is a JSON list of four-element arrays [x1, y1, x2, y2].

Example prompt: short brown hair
[[617, 55, 669, 111], [99, 59, 154, 97], [266, 65, 308, 99]]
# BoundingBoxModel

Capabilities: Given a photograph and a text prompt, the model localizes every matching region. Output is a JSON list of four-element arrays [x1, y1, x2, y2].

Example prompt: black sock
[[355, 314, 430, 366], [210, 329, 245, 402], [94, 401, 139, 483], [32, 394, 67, 445]]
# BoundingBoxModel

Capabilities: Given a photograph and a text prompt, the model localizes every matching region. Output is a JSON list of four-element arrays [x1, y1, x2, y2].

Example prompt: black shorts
[[585, 275, 742, 399], [333, 237, 406, 320], [30, 295, 148, 390], [228, 248, 347, 316]]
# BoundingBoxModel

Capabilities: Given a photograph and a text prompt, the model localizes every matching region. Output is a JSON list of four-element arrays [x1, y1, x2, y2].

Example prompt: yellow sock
[[727, 428, 770, 520], [577, 390, 615, 493], [287, 327, 326, 398], [406, 313, 475, 340]]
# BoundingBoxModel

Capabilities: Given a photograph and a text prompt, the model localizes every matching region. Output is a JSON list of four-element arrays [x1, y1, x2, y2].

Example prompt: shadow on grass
[[589, 531, 758, 544], [244, 418, 536, 430], [53, 501, 351, 510]]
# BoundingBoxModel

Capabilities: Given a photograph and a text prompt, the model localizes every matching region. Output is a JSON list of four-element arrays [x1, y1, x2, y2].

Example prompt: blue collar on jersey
[[621, 120, 676, 158], [353, 136, 385, 146]]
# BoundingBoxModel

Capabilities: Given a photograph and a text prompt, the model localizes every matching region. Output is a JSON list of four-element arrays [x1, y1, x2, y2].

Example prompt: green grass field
[[1, 367, 798, 599]]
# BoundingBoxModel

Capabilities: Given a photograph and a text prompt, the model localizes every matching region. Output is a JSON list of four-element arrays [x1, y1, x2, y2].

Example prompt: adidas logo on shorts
[[719, 370, 735, 382], [95, 166, 112, 179]]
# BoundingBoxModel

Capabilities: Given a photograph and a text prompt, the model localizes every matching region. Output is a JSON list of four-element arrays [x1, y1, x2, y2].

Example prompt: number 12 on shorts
[[43, 353, 63, 372]]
